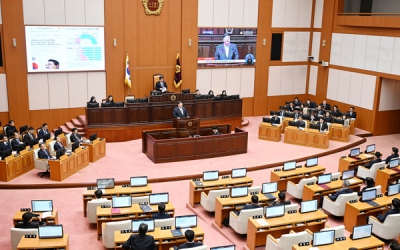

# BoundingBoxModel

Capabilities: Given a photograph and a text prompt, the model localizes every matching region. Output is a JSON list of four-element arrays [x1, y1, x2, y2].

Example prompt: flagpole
[[127, 51, 130, 95]]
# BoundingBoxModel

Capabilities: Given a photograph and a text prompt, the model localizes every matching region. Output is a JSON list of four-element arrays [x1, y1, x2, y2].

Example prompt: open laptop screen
[[132, 219, 155, 232], [112, 196, 132, 208], [38, 225, 63, 239], [262, 182, 278, 194], [317, 173, 332, 185], [306, 157, 318, 167], [231, 168, 246, 178], [130, 176, 148, 187], [352, 224, 372, 240], [388, 183, 400, 196], [361, 188, 376, 202], [175, 215, 197, 229], [265, 205, 285, 219], [389, 158, 399, 169], [350, 148, 360, 157], [300, 200, 318, 213], [31, 200, 53, 212], [230, 186, 248, 198], [203, 170, 219, 181], [210, 245, 235, 250], [342, 169, 355, 180], [283, 161, 296, 171], [365, 144, 375, 153], [149, 193, 169, 205], [97, 178, 115, 189], [312, 230, 335, 247]]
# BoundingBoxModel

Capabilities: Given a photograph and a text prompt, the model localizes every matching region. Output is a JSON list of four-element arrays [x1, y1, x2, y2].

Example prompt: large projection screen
[[25, 26, 105, 72]]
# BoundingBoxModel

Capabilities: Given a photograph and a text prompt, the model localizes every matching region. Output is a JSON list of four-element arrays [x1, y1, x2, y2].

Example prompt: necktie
[[44, 130, 47, 135], [59, 142, 63, 148], [29, 133, 33, 139], [44, 150, 50, 159]]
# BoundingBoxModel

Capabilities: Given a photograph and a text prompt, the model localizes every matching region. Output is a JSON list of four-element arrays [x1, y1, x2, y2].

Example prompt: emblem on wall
[[142, 0, 164, 15], [170, 95, 176, 101], [188, 121, 193, 127]]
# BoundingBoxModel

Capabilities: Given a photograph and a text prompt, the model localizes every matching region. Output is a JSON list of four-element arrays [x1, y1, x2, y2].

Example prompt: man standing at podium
[[173, 102, 189, 119]]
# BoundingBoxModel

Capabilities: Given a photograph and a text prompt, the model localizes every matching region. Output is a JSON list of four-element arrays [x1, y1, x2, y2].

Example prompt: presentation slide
[[25, 26, 105, 72]]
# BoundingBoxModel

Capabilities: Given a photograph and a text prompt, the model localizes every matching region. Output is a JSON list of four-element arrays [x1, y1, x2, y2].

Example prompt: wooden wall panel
[[374, 110, 400, 135], [0, 112, 9, 125], [242, 98, 254, 117], [29, 108, 85, 131]]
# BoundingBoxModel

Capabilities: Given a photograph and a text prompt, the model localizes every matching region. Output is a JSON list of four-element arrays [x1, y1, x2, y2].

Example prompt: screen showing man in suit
[[173, 102, 189, 119], [214, 33, 239, 60]]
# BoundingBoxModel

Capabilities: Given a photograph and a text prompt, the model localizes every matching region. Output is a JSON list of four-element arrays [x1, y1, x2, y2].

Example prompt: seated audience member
[[70, 128, 82, 143], [306, 99, 316, 109], [15, 212, 45, 228], [309, 113, 317, 123], [301, 104, 309, 115], [0, 136, 12, 151], [331, 105, 342, 117], [358, 177, 375, 196], [11, 133, 25, 150], [271, 113, 280, 125], [346, 107, 356, 118], [297, 116, 306, 128], [6, 120, 18, 137], [364, 152, 382, 169], [38, 123, 50, 140], [38, 143, 52, 160], [269, 191, 291, 206], [236, 195, 261, 215], [195, 89, 200, 96], [287, 102, 295, 112], [212, 126, 221, 135], [221, 90, 227, 96], [293, 109, 300, 120], [122, 223, 155, 250], [293, 97, 301, 107], [89, 96, 97, 103], [385, 147, 399, 164], [328, 180, 353, 201], [172, 229, 203, 250], [371, 198, 400, 223], [343, 115, 350, 127], [155, 76, 168, 93], [23, 127, 36, 144], [106, 95, 114, 103], [390, 241, 400, 250], [94, 189, 105, 200], [279, 108, 286, 117], [321, 100, 331, 110], [324, 112, 333, 123], [316, 105, 325, 116], [53, 136, 65, 151], [152, 203, 171, 219], [207, 90, 214, 97], [318, 118, 328, 132]]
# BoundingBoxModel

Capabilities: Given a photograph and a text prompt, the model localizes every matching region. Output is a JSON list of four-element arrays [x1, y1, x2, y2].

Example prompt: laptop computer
[[132, 219, 155, 232], [38, 225, 63, 239], [171, 215, 197, 237], [361, 188, 379, 207], [317, 173, 332, 189], [261, 182, 277, 200], [350, 224, 373, 240], [300, 200, 318, 214]]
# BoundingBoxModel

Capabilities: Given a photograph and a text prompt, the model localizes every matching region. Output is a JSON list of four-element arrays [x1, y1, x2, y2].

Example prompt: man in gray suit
[[214, 33, 239, 60]]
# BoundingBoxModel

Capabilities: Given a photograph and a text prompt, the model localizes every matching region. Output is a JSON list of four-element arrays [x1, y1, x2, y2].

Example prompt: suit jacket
[[385, 153, 399, 164], [53, 141, 64, 151], [237, 204, 261, 215], [173, 107, 189, 119], [15, 221, 44, 229], [364, 158, 382, 169], [321, 104, 331, 110], [376, 208, 400, 222], [279, 111, 285, 117], [179, 242, 203, 249], [6, 125, 17, 137], [346, 111, 357, 119], [122, 234, 155, 250], [271, 117, 280, 124], [155, 81, 168, 92], [270, 200, 291, 207], [329, 188, 353, 201], [70, 133, 82, 143], [214, 43, 239, 60], [324, 116, 333, 123], [294, 101, 302, 107], [213, 131, 221, 135], [298, 121, 306, 128], [308, 102, 317, 109], [151, 212, 171, 219], [318, 122, 328, 131], [358, 185, 375, 196], [24, 133, 35, 144], [310, 117, 317, 123], [293, 113, 300, 120], [38, 149, 51, 159], [0, 141, 11, 151], [11, 138, 23, 150], [331, 111, 342, 117], [317, 110, 325, 116], [38, 129, 49, 140]]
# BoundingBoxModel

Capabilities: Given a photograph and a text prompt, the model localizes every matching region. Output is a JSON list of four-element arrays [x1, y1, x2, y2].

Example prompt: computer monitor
[[352, 224, 372, 240], [31, 200, 53, 212], [350, 148, 360, 157], [389, 158, 399, 169], [203, 170, 219, 181], [14, 143, 26, 154], [309, 124, 320, 130], [182, 89, 190, 94], [138, 98, 148, 103], [101, 102, 113, 107], [333, 118, 344, 125], [114, 102, 125, 107], [149, 192, 169, 205], [342, 169, 355, 180], [89, 133, 97, 141], [283, 161, 296, 171], [19, 125, 28, 134], [261, 182, 278, 194], [262, 117, 272, 123], [230, 186, 248, 198], [210, 245, 235, 250], [317, 173, 332, 185], [302, 114, 311, 120], [38, 225, 63, 239], [132, 219, 155, 232], [55, 148, 66, 160], [228, 95, 239, 100], [71, 141, 80, 152], [42, 133, 51, 142], [97, 178, 115, 189], [175, 215, 197, 229], [130, 176, 148, 187], [288, 121, 298, 127], [361, 188, 377, 202], [312, 230, 335, 247], [231, 168, 246, 178], [54, 128, 63, 138], [306, 157, 318, 167], [0, 148, 12, 159], [265, 205, 285, 219], [87, 102, 99, 108], [29, 138, 39, 149], [388, 183, 400, 196], [112, 196, 132, 208], [365, 144, 375, 153], [300, 200, 318, 213]]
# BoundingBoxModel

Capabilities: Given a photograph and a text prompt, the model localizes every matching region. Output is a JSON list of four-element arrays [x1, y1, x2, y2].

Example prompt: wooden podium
[[172, 117, 200, 137]]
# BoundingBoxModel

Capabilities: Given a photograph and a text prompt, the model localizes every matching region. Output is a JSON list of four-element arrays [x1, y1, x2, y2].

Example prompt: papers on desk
[[308, 248, 320, 250], [256, 219, 269, 226], [42, 211, 52, 218], [348, 179, 356, 184]]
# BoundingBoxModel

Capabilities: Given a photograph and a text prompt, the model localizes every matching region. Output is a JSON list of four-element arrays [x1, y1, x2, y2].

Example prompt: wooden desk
[[376, 166, 400, 193], [17, 234, 69, 250], [302, 178, 362, 205], [282, 117, 294, 133], [82, 185, 153, 216], [48, 146, 89, 181], [214, 192, 278, 228], [329, 123, 350, 142], [270, 165, 325, 191], [247, 210, 328, 250], [284, 126, 329, 149], [114, 227, 204, 250], [292, 235, 383, 250], [81, 138, 106, 162], [188, 176, 253, 207], [13, 209, 59, 226], [343, 194, 400, 231], [258, 122, 282, 142], [0, 148, 34, 182], [338, 153, 374, 172], [96, 203, 175, 239]]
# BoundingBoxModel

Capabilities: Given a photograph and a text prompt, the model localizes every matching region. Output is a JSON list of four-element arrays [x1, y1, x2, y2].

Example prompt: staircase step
[[72, 118, 82, 127], [78, 115, 87, 126], [65, 122, 84, 131], [60, 126, 85, 135]]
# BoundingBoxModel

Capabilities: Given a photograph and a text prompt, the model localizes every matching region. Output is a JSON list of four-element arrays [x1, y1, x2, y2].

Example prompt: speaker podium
[[172, 117, 200, 138]]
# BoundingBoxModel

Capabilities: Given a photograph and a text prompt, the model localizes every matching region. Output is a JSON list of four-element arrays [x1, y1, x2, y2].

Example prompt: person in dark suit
[[279, 108, 286, 117], [293, 97, 301, 107], [331, 105, 342, 117], [214, 33, 239, 60], [287, 102, 295, 112], [309, 113, 317, 123], [374, 198, 400, 222], [89, 96, 97, 103], [70, 128, 82, 143], [0, 136, 12, 151], [38, 123, 50, 140], [328, 180, 353, 201], [155, 76, 168, 92], [390, 241, 400, 250], [173, 102, 189, 119], [318, 118, 328, 132], [212, 126, 221, 135], [11, 133, 25, 151], [271, 114, 280, 125], [297, 116, 306, 128], [106, 95, 114, 103], [151, 203, 171, 219], [38, 143, 52, 160], [15, 212, 45, 229], [122, 223, 155, 250], [385, 147, 399, 164], [175, 229, 203, 249], [323, 112, 333, 123], [269, 191, 291, 206], [53, 137, 65, 151], [306, 99, 316, 109], [346, 107, 357, 119], [358, 177, 375, 196], [321, 100, 331, 110], [316, 106, 325, 116], [236, 195, 261, 215], [5, 120, 18, 138], [23, 127, 36, 144], [364, 151, 382, 169], [293, 109, 300, 120]]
